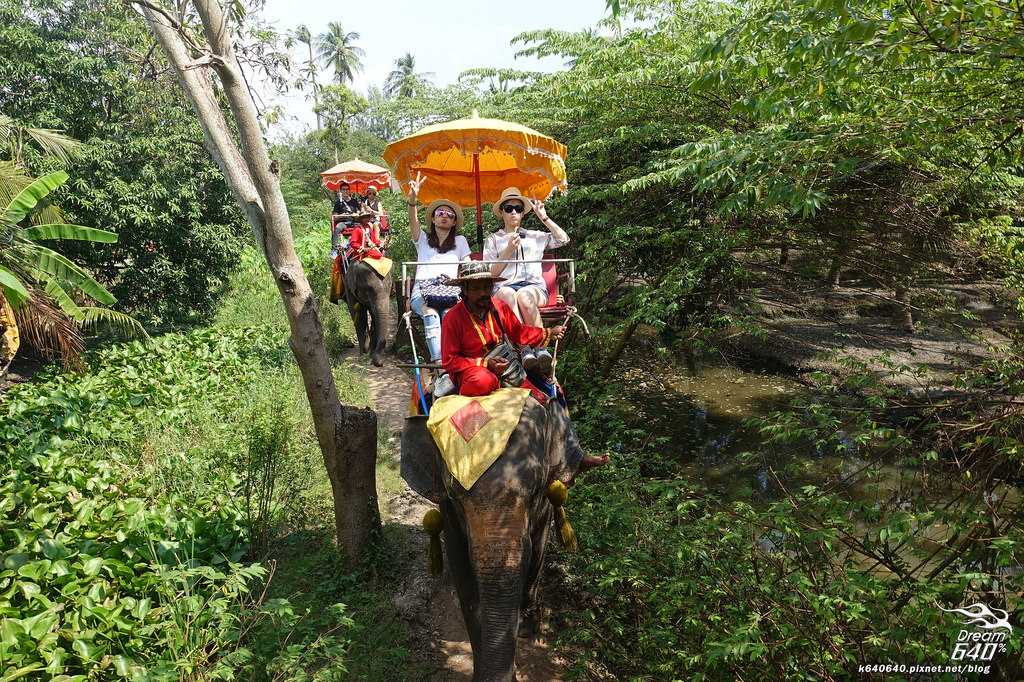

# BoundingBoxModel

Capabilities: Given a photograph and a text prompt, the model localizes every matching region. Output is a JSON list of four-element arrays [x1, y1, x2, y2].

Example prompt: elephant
[[343, 259, 391, 367], [401, 396, 585, 682]]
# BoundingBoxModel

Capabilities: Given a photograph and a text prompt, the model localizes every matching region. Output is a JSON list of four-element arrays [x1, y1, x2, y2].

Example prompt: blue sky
[[261, 0, 608, 134]]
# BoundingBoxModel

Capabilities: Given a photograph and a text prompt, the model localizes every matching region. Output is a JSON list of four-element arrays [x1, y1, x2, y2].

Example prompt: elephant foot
[[359, 338, 370, 354], [370, 353, 383, 367]]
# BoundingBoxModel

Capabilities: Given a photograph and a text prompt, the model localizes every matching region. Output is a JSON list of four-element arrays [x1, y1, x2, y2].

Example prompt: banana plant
[[0, 170, 146, 371]]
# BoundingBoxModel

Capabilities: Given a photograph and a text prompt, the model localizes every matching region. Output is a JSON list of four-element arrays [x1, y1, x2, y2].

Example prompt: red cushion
[[469, 252, 483, 261], [541, 258, 559, 307]]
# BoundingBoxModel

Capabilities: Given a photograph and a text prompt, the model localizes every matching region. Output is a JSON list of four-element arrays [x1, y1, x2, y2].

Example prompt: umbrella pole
[[473, 153, 483, 250]]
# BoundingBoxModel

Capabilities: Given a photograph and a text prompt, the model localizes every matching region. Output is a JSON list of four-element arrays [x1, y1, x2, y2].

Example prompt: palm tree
[[294, 25, 322, 130], [0, 171, 145, 372], [317, 22, 364, 84], [384, 52, 433, 98]]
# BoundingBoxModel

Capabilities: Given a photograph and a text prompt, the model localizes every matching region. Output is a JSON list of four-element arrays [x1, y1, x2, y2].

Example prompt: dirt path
[[340, 341, 565, 681]]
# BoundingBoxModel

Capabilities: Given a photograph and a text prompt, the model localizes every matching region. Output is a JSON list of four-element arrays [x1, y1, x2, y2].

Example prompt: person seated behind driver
[[441, 259, 609, 472], [331, 183, 362, 249], [483, 187, 570, 375]]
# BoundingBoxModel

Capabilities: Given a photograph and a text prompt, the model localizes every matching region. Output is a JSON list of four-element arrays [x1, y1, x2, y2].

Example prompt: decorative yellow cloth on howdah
[[426, 387, 532, 490], [363, 256, 393, 279]]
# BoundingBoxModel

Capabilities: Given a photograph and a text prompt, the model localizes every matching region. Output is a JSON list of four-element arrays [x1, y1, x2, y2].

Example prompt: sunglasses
[[434, 209, 456, 219], [501, 203, 525, 214]]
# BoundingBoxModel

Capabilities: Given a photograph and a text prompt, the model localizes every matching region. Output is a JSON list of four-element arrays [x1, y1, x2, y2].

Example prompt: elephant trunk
[[368, 295, 388, 366], [473, 568, 523, 682], [366, 277, 390, 367], [463, 497, 532, 682]]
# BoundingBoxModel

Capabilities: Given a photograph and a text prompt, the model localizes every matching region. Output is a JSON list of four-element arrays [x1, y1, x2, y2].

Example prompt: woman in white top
[[406, 174, 471, 363], [483, 186, 570, 373]]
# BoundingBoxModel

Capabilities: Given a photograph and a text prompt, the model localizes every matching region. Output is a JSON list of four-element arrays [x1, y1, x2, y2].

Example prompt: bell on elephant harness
[[422, 508, 444, 576]]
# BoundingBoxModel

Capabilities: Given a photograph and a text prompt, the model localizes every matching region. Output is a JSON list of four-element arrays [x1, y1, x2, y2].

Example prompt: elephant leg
[[518, 503, 553, 640], [461, 495, 531, 682], [356, 303, 369, 354], [443, 498, 482, 657], [368, 292, 388, 367]]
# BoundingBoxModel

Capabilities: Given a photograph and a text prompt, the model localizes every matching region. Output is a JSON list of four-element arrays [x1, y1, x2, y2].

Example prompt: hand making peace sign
[[406, 172, 425, 201]]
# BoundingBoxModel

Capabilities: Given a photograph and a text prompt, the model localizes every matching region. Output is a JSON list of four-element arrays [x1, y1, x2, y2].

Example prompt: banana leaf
[[0, 265, 29, 305], [5, 171, 68, 224], [25, 244, 115, 305], [22, 223, 117, 243]]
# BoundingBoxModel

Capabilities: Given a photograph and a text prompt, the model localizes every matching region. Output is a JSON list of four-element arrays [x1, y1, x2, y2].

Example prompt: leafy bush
[[556, 351, 1024, 680], [0, 0, 247, 326]]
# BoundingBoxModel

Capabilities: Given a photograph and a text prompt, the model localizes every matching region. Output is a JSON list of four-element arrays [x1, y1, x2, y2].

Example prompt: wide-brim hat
[[365, 186, 378, 194], [425, 198, 465, 230], [491, 187, 533, 218], [448, 259, 507, 285]]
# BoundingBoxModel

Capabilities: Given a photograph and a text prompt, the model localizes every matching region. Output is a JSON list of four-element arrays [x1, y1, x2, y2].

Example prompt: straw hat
[[425, 199, 465, 230], [491, 187, 533, 218], [449, 260, 506, 285]]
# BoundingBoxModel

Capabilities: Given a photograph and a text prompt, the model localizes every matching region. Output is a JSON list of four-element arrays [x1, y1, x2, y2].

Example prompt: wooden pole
[[473, 153, 483, 250]]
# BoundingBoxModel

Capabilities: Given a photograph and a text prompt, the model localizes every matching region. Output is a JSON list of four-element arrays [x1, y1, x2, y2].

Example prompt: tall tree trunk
[[307, 43, 321, 130], [136, 0, 379, 562]]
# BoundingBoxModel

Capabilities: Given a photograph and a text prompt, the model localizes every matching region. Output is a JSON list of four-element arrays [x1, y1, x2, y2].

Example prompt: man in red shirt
[[440, 260, 609, 473], [441, 261, 564, 398], [345, 209, 384, 262]]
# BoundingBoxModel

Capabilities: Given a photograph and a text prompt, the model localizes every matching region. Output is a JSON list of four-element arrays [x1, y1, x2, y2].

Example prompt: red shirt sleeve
[[442, 304, 485, 375], [348, 228, 365, 250]]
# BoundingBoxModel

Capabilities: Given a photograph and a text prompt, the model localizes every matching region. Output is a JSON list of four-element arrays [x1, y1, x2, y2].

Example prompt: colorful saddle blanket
[[362, 256, 393, 279], [426, 387, 532, 490]]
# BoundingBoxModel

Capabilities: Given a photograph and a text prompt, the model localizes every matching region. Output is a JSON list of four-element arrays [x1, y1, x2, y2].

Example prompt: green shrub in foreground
[[0, 327, 353, 679]]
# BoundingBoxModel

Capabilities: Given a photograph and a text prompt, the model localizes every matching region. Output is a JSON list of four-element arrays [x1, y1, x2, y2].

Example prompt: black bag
[[419, 276, 460, 310]]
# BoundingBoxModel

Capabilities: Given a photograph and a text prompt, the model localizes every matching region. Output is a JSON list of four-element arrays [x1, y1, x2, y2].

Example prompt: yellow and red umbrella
[[320, 158, 391, 194], [383, 111, 568, 247]]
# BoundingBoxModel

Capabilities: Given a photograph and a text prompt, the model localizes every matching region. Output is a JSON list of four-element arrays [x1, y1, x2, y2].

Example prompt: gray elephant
[[344, 260, 391, 367], [401, 397, 585, 682]]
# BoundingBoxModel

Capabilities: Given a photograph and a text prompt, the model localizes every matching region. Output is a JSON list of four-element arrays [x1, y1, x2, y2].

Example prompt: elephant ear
[[400, 415, 444, 503], [546, 401, 584, 486]]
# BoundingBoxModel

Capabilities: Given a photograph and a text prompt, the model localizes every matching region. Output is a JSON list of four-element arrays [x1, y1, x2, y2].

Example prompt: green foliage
[[0, 0, 247, 325], [560, 350, 1024, 679], [0, 216, 397, 677]]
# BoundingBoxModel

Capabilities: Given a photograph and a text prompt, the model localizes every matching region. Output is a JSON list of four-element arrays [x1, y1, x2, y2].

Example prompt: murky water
[[613, 362, 806, 497], [612, 361, 972, 506], [609, 359, 1023, 585]]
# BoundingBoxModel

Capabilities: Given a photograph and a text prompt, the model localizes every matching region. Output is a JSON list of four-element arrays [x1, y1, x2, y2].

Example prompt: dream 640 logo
[[941, 602, 1013, 663]]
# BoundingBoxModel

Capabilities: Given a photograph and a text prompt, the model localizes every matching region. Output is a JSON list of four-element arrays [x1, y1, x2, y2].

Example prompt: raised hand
[[407, 171, 425, 200], [529, 199, 548, 221]]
